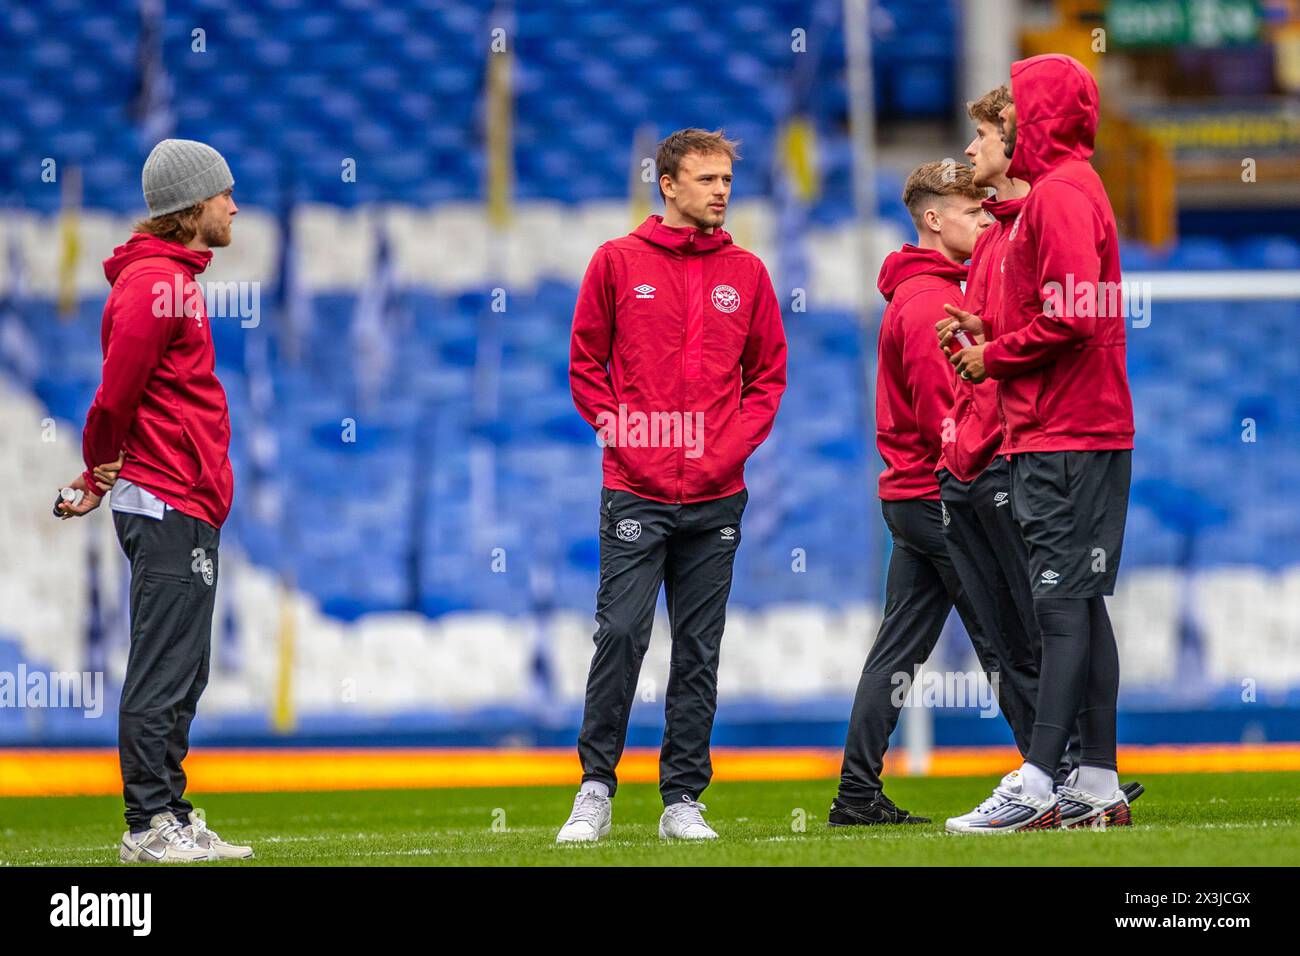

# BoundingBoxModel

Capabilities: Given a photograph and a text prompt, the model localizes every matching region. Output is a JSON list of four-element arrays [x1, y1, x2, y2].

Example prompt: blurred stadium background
[[2, 0, 1299, 793]]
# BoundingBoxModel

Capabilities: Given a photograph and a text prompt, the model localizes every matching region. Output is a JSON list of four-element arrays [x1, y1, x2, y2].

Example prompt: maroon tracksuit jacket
[[569, 215, 787, 503], [875, 245, 967, 500], [81, 234, 233, 528], [983, 54, 1135, 453]]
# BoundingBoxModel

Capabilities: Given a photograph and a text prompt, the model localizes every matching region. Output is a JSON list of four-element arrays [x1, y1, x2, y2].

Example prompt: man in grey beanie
[[59, 139, 252, 862]]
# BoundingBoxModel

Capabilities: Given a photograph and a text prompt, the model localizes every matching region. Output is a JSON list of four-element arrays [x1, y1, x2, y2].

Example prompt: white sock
[[1018, 762, 1054, 800], [1075, 765, 1120, 796], [580, 781, 610, 798]]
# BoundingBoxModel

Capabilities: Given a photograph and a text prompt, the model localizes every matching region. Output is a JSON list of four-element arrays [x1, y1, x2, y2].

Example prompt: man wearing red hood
[[559, 129, 787, 843], [59, 139, 251, 862], [945, 55, 1136, 833], [829, 161, 993, 826]]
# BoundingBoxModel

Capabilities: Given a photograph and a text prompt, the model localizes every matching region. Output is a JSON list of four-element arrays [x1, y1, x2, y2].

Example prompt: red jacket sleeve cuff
[[81, 468, 104, 498]]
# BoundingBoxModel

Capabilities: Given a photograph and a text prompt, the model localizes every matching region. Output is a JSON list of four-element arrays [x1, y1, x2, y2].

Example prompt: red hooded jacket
[[937, 193, 1026, 482], [81, 234, 234, 528], [569, 215, 787, 504], [982, 54, 1135, 453], [876, 245, 966, 500]]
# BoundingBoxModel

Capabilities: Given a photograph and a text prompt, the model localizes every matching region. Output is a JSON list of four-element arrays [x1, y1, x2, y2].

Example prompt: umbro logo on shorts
[[633, 284, 655, 299], [616, 518, 641, 541], [994, 492, 1009, 507], [720, 527, 736, 541], [1041, 569, 1060, 585]]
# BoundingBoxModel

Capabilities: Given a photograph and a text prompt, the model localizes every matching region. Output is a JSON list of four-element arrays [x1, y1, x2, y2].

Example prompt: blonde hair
[[902, 161, 984, 229], [132, 201, 204, 245], [967, 84, 1012, 126]]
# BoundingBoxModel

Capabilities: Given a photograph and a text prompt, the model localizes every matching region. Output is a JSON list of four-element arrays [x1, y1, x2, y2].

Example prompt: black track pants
[[114, 508, 219, 832], [837, 498, 990, 802], [577, 487, 746, 806]]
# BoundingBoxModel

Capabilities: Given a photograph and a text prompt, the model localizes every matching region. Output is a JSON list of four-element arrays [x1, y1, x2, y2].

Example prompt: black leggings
[[1025, 596, 1119, 773]]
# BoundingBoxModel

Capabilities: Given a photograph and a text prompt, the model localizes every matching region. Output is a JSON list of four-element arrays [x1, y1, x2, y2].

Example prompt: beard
[[1002, 122, 1017, 161], [684, 204, 725, 231], [198, 217, 232, 248]]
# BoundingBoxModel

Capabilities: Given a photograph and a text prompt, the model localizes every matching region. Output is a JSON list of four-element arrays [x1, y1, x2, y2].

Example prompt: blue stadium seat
[[0, 0, 964, 209], [7, 0, 1297, 628]]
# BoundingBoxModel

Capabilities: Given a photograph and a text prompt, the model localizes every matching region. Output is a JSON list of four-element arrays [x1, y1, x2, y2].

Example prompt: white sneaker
[[945, 771, 1061, 834], [556, 791, 612, 843], [1056, 770, 1132, 830], [119, 812, 216, 863], [182, 811, 255, 859], [658, 798, 718, 840]]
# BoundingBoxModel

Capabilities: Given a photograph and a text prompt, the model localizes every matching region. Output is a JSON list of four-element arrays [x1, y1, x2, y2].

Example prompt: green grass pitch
[[2, 771, 1296, 866]]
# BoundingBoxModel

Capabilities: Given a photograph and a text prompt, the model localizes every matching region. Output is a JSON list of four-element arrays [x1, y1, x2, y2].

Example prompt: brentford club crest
[[711, 284, 740, 313]]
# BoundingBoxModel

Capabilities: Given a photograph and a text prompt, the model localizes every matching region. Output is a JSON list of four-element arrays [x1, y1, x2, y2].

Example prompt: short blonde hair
[[902, 160, 985, 229]]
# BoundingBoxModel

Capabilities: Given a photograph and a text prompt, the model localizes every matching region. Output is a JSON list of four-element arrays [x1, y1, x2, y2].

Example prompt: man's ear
[[659, 173, 675, 201], [923, 207, 943, 235]]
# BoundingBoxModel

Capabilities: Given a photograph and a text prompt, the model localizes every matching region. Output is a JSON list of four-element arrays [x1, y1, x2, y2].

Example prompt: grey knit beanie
[[142, 139, 234, 217]]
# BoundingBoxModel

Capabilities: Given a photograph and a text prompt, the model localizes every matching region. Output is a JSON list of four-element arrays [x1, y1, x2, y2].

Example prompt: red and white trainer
[[945, 770, 1062, 835]]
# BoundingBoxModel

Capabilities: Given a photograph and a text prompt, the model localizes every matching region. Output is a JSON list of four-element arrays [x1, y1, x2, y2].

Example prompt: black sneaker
[[828, 793, 931, 826], [1121, 781, 1144, 804]]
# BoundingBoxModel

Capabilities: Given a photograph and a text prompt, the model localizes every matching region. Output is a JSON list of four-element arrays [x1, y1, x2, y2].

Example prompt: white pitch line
[[3, 819, 1294, 864]]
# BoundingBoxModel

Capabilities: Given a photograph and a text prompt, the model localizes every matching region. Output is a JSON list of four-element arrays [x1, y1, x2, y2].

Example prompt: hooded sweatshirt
[[937, 193, 1026, 482], [570, 214, 787, 503], [81, 234, 233, 528], [876, 244, 967, 500], [982, 53, 1135, 453]]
